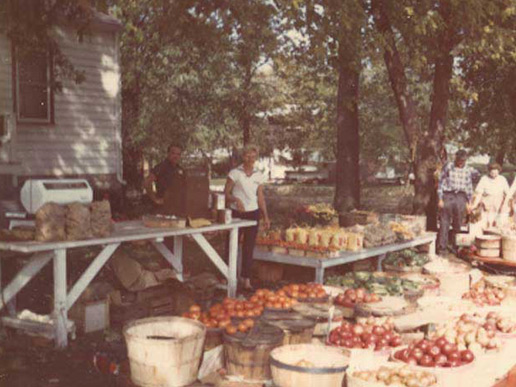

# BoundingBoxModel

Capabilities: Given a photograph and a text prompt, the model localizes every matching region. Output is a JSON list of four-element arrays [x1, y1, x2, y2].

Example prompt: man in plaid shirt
[[437, 150, 480, 255]]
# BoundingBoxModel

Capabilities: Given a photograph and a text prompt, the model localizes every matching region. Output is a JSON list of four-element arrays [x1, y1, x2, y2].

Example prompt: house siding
[[6, 25, 122, 183]]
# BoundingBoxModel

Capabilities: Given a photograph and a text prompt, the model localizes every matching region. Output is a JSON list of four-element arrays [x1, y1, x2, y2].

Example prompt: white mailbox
[[20, 179, 93, 214]]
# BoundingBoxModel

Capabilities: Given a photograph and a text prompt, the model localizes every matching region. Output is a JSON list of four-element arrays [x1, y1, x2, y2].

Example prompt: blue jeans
[[232, 209, 260, 278]]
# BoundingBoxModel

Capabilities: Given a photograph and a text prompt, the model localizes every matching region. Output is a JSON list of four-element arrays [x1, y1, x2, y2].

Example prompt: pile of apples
[[279, 283, 328, 301], [393, 337, 474, 368], [462, 280, 506, 306], [327, 320, 402, 350], [334, 287, 381, 307], [430, 313, 502, 354]]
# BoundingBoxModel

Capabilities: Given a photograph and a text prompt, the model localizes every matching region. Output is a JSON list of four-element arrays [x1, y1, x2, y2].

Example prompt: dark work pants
[[232, 209, 260, 278], [438, 192, 468, 253]]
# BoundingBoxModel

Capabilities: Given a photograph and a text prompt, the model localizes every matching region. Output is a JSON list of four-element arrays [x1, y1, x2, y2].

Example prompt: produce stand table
[[253, 233, 436, 283], [0, 218, 256, 348]]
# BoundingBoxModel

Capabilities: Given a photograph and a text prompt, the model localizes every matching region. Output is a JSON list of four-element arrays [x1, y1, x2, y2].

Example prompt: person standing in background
[[225, 145, 270, 291], [144, 144, 184, 209], [437, 150, 480, 255], [471, 163, 509, 229]]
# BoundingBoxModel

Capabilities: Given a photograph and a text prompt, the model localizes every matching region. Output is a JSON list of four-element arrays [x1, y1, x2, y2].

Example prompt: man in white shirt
[[225, 145, 270, 291]]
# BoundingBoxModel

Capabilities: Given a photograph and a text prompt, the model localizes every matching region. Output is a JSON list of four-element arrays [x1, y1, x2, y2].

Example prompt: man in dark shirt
[[144, 144, 185, 213]]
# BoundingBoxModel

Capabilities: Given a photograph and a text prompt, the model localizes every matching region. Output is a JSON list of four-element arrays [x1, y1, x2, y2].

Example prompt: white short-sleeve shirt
[[475, 175, 509, 199], [228, 166, 266, 212]]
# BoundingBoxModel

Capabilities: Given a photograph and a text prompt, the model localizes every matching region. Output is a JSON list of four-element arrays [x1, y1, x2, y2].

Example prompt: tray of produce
[[462, 278, 506, 306], [326, 272, 423, 298], [383, 249, 430, 273], [326, 320, 402, 352], [355, 296, 415, 317], [279, 283, 329, 303], [429, 313, 503, 353], [250, 288, 297, 311], [348, 365, 439, 387], [392, 337, 475, 368], [142, 214, 186, 228], [334, 288, 381, 308]]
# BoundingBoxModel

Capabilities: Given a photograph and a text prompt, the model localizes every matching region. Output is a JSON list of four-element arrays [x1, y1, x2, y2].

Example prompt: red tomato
[[460, 350, 474, 363], [390, 335, 402, 347], [419, 354, 434, 367], [372, 325, 386, 336], [448, 351, 461, 362], [352, 324, 365, 336], [435, 336, 447, 349], [406, 357, 419, 366], [428, 345, 441, 357], [434, 354, 448, 366], [411, 347, 424, 361], [417, 339, 431, 352]]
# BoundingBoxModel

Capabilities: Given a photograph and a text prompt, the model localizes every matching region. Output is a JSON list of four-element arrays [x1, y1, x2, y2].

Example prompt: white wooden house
[[0, 11, 123, 201]]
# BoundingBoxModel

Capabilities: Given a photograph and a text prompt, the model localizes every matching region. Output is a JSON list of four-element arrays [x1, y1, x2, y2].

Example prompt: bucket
[[123, 316, 206, 387], [270, 344, 349, 387], [223, 324, 284, 382], [423, 261, 471, 298], [502, 235, 516, 262]]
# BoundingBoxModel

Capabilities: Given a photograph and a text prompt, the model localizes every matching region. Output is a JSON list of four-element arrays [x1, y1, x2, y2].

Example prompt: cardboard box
[[69, 299, 109, 334]]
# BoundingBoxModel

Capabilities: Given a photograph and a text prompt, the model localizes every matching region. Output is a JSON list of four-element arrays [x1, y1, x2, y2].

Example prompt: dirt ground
[[0, 183, 416, 386]]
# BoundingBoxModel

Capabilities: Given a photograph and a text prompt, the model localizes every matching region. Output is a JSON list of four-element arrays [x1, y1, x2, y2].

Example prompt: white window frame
[[15, 49, 53, 124]]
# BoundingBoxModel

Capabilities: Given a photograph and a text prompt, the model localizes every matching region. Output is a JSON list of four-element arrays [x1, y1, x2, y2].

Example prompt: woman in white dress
[[471, 163, 509, 229]]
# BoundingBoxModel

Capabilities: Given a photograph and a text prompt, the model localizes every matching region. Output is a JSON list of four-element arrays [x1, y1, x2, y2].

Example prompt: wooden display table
[[0, 218, 256, 348], [253, 233, 436, 283]]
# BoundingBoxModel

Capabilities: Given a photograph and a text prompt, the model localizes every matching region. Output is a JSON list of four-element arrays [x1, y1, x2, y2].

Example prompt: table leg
[[377, 254, 387, 271], [429, 238, 436, 255], [174, 236, 184, 281], [53, 249, 68, 349], [152, 240, 183, 281], [228, 227, 238, 297], [315, 267, 325, 284]]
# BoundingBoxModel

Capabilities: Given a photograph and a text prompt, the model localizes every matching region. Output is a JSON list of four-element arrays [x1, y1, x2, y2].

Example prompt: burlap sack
[[90, 200, 113, 238], [35, 202, 66, 242], [66, 202, 92, 240]]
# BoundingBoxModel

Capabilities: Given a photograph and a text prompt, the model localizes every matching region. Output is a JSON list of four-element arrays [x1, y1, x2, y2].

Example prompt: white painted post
[[174, 236, 184, 280], [53, 249, 68, 348], [228, 227, 239, 297]]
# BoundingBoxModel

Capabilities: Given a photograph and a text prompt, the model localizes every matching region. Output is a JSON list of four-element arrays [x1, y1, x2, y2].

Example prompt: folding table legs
[[53, 249, 67, 348]]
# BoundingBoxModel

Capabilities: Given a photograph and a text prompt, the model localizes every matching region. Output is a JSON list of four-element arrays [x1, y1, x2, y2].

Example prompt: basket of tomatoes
[[280, 283, 329, 303], [250, 289, 297, 312], [334, 288, 381, 308]]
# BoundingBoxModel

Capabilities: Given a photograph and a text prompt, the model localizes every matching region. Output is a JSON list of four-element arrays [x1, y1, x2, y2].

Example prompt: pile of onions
[[279, 283, 328, 300], [334, 287, 381, 307], [328, 321, 402, 350], [393, 337, 474, 368], [482, 311, 516, 334], [431, 313, 502, 354], [352, 365, 437, 387]]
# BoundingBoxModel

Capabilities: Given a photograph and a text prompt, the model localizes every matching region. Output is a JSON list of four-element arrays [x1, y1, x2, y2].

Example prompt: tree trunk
[[334, 42, 360, 213], [372, 0, 455, 219], [416, 0, 455, 222]]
